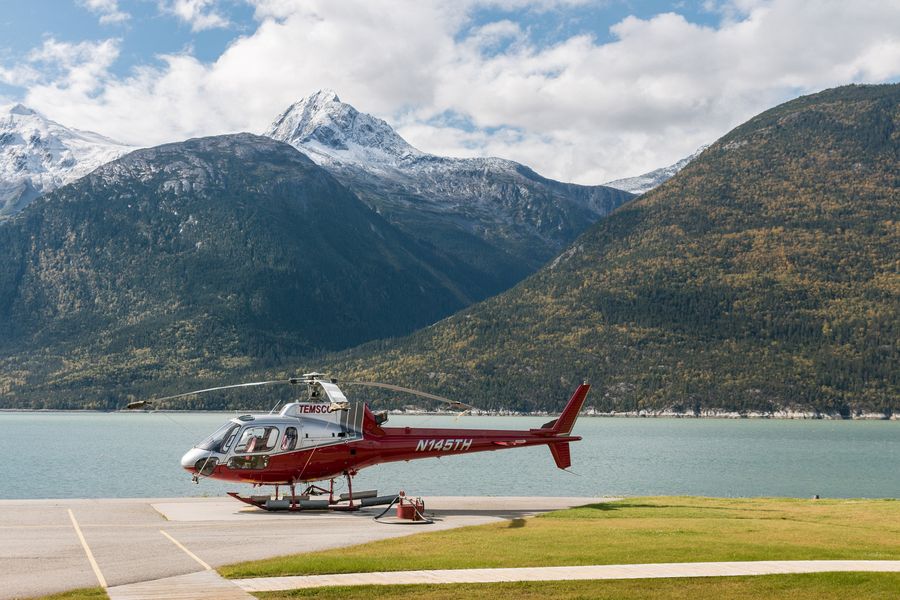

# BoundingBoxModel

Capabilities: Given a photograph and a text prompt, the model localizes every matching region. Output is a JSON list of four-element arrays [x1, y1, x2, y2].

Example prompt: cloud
[[80, 0, 130, 25], [25, 38, 121, 97], [11, 0, 900, 183], [160, 0, 230, 31], [0, 64, 40, 88]]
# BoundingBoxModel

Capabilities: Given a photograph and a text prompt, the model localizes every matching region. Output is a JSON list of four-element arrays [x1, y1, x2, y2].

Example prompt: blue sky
[[460, 1, 721, 46], [2, 1, 899, 183], [0, 1, 254, 81], [1, 1, 721, 81]]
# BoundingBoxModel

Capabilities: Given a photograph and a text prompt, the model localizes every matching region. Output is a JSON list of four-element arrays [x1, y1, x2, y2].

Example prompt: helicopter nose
[[181, 448, 208, 471]]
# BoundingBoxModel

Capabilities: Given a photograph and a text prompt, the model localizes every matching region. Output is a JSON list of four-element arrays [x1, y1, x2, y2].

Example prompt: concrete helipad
[[0, 495, 605, 599]]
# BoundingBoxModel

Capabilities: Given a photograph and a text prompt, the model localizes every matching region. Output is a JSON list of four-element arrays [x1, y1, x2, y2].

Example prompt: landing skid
[[227, 490, 399, 511], [228, 472, 398, 512]]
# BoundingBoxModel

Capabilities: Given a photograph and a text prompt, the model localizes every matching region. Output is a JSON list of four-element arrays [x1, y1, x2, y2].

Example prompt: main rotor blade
[[343, 381, 473, 411], [129, 379, 293, 409]]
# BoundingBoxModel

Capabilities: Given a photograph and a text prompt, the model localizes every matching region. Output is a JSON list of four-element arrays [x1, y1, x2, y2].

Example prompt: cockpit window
[[197, 423, 239, 452], [282, 427, 298, 451], [234, 426, 279, 454], [221, 425, 240, 453]]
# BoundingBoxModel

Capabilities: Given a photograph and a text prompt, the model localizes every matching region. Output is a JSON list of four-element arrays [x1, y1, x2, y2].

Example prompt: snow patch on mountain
[[267, 91, 560, 179], [0, 104, 134, 219], [604, 145, 709, 195]]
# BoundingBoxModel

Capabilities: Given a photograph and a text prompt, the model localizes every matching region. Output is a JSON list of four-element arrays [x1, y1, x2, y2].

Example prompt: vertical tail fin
[[541, 382, 590, 435]]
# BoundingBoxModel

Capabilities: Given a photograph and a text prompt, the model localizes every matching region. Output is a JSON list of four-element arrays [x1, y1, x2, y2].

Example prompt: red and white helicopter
[[129, 373, 589, 512]]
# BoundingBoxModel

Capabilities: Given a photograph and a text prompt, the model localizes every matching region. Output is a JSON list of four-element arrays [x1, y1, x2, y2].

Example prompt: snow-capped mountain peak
[[265, 89, 423, 167], [0, 104, 134, 219]]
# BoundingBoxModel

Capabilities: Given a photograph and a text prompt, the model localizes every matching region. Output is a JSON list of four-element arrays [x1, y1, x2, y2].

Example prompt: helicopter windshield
[[197, 422, 239, 452]]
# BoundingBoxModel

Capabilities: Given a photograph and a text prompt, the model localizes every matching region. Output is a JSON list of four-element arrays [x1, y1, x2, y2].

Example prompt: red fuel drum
[[397, 497, 425, 520]]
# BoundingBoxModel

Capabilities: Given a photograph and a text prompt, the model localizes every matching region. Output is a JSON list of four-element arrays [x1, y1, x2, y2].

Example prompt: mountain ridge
[[265, 91, 634, 295], [604, 145, 708, 195]]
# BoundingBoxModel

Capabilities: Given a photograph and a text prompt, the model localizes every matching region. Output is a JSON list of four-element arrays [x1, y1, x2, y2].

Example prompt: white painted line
[[161, 530, 212, 570], [67, 508, 108, 588]]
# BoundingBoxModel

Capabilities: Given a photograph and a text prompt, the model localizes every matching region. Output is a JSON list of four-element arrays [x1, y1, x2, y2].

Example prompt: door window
[[234, 426, 279, 453], [228, 456, 270, 470], [282, 427, 298, 451]]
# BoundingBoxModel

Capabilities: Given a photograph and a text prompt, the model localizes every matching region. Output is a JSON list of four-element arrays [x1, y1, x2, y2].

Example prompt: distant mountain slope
[[0, 104, 133, 219], [266, 90, 633, 296], [0, 134, 486, 407], [604, 145, 708, 195], [320, 84, 900, 416]]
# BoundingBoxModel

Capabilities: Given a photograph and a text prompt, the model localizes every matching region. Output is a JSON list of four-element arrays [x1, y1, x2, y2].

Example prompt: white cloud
[[26, 38, 121, 97], [80, 0, 130, 25], [12, 0, 900, 183], [0, 63, 40, 88], [160, 0, 230, 31]]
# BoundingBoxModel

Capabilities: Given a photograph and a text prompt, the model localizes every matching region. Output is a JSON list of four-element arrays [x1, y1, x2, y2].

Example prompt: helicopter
[[129, 373, 590, 511]]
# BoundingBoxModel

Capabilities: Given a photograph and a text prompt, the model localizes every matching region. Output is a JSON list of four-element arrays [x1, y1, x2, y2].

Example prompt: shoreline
[[1, 492, 897, 503], [582, 410, 898, 420], [0, 408, 896, 420]]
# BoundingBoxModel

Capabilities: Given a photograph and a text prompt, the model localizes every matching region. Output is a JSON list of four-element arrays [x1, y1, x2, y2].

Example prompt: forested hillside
[[0, 135, 491, 408], [320, 84, 900, 416]]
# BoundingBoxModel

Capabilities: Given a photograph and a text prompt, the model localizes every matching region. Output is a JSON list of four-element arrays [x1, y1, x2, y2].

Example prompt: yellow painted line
[[67, 508, 108, 588], [161, 530, 212, 570]]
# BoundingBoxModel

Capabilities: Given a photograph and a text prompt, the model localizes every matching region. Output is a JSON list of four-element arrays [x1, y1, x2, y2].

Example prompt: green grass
[[221, 496, 900, 578], [26, 588, 107, 600], [254, 573, 900, 600]]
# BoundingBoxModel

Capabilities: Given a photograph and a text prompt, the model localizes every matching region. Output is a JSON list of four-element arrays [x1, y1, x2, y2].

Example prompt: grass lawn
[[26, 589, 107, 600], [253, 572, 900, 600], [220, 496, 900, 578]]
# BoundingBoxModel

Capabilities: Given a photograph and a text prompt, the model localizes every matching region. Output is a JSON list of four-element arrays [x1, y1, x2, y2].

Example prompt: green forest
[[319, 84, 900, 416]]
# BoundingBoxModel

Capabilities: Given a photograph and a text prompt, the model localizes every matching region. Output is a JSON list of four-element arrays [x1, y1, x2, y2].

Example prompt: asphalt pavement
[[0, 496, 602, 599]]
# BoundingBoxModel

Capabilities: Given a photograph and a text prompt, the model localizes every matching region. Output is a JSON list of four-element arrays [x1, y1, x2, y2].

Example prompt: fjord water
[[1, 412, 896, 499]]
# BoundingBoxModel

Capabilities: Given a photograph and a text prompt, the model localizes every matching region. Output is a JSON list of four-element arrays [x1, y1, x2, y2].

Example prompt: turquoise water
[[1, 412, 897, 499]]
